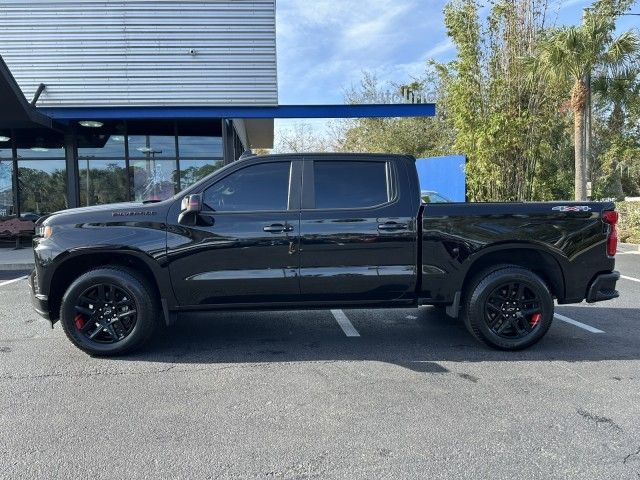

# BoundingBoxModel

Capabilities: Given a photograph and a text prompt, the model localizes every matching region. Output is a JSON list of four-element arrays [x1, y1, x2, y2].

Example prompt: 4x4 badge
[[552, 206, 591, 212]]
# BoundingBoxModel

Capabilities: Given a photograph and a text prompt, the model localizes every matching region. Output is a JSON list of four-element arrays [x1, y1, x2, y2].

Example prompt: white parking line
[[620, 275, 640, 284], [554, 313, 604, 334], [330, 309, 360, 337], [0, 275, 28, 287]]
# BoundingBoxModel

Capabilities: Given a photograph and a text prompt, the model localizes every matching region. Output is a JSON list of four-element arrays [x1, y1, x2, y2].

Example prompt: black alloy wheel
[[462, 266, 554, 350], [60, 267, 159, 356], [484, 282, 542, 339], [73, 283, 138, 343]]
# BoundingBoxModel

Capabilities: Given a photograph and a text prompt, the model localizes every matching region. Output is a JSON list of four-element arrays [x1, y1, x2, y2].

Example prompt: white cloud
[[277, 0, 448, 102], [424, 38, 454, 59]]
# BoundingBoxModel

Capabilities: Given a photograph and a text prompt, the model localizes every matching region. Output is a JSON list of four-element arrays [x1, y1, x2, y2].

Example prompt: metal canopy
[[39, 103, 436, 120], [39, 104, 436, 149], [0, 57, 54, 129]]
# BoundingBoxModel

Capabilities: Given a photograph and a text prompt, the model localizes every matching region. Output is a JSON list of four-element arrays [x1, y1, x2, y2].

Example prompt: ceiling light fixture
[[0, 136, 10, 142], [30, 147, 49, 152], [79, 120, 104, 128]]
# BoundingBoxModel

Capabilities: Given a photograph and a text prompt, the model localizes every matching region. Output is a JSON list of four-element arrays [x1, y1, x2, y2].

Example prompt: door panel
[[167, 160, 301, 306], [299, 212, 416, 302], [168, 212, 300, 305], [299, 158, 417, 302]]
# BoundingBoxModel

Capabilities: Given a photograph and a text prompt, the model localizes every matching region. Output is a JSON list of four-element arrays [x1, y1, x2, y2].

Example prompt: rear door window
[[313, 161, 392, 209]]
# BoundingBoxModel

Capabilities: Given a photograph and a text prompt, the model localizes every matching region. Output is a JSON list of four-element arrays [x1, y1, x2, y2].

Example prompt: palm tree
[[592, 70, 640, 131], [537, 3, 639, 200], [592, 70, 640, 197]]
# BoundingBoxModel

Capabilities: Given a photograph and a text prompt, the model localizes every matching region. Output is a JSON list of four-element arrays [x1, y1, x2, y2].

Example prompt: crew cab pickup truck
[[30, 153, 620, 356]]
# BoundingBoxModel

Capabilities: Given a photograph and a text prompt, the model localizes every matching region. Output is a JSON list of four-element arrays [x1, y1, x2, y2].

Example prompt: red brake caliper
[[530, 313, 542, 327], [74, 314, 86, 330]]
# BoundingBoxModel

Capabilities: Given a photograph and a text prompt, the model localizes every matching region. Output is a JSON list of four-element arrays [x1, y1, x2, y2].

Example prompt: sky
[[273, 0, 640, 141]]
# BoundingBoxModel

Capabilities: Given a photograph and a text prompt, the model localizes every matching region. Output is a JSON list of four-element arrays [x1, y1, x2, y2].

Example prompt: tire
[[60, 267, 159, 356], [461, 266, 554, 350]]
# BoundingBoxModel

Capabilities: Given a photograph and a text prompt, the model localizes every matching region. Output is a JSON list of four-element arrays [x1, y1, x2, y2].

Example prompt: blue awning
[[39, 103, 436, 121]]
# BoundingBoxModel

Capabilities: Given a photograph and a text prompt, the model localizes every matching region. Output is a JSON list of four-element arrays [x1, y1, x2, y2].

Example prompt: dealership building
[[0, 0, 281, 224], [0, 0, 434, 235]]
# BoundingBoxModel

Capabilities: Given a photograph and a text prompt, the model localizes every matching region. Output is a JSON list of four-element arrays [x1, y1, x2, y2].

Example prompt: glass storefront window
[[79, 159, 128, 206], [18, 160, 67, 218], [177, 136, 223, 190], [0, 138, 10, 159], [178, 136, 223, 158], [3, 124, 231, 216], [77, 126, 128, 206], [78, 134, 126, 159], [179, 159, 224, 190], [0, 159, 13, 218], [17, 140, 65, 159], [131, 158, 177, 201], [128, 135, 176, 158]]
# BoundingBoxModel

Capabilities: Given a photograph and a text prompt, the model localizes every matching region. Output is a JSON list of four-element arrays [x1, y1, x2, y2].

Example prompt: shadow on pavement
[[112, 306, 640, 372]]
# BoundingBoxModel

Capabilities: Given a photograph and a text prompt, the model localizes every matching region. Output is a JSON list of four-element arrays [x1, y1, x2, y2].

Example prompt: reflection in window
[[314, 161, 389, 209], [79, 160, 128, 206], [0, 141, 10, 159], [131, 158, 177, 201], [17, 138, 65, 160], [178, 136, 223, 158], [18, 160, 67, 217], [0, 158, 13, 217], [203, 162, 291, 212], [128, 136, 176, 158], [78, 134, 126, 159], [179, 159, 223, 190]]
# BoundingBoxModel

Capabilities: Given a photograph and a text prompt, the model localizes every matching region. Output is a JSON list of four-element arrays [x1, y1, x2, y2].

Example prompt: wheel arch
[[47, 249, 172, 323], [460, 246, 565, 302]]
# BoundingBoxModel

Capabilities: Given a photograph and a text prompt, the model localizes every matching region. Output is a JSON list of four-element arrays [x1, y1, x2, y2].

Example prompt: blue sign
[[416, 155, 466, 202]]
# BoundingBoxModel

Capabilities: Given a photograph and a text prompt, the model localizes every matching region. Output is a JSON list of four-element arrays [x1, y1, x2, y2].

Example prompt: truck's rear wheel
[[60, 267, 159, 356], [462, 266, 554, 350]]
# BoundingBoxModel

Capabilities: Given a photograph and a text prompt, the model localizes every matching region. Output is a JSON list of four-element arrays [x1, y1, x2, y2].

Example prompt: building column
[[10, 129, 19, 217], [222, 119, 235, 165], [64, 134, 80, 209], [10, 131, 21, 248]]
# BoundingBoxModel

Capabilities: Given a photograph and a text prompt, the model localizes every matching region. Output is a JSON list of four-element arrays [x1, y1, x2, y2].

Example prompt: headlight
[[36, 225, 53, 238]]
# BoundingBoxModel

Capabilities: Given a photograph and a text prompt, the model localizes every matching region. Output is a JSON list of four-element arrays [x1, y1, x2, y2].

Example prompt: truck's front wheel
[[59, 267, 159, 356], [462, 266, 554, 350]]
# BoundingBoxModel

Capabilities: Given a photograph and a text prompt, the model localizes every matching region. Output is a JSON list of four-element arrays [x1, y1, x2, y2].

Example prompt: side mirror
[[178, 194, 202, 226]]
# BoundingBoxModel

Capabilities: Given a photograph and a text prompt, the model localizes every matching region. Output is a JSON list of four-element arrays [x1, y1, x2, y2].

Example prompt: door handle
[[263, 223, 294, 233], [378, 222, 407, 231]]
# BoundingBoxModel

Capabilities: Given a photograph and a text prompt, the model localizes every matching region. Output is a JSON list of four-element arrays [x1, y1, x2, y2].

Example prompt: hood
[[40, 200, 171, 226]]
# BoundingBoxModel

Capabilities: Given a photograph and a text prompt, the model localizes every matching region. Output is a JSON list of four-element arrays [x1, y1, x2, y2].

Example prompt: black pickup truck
[[30, 153, 620, 356]]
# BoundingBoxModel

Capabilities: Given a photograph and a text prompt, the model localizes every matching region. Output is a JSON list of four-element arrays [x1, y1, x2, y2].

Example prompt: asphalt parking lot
[[1, 252, 639, 479]]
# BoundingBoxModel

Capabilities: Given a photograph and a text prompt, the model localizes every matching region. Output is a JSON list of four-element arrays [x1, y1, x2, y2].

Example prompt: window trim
[[199, 159, 297, 215], [302, 159, 399, 212]]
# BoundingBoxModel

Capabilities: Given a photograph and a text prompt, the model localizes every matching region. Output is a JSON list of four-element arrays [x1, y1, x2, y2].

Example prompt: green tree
[[591, 70, 640, 198], [440, 0, 572, 201], [536, 0, 639, 200], [338, 71, 453, 158]]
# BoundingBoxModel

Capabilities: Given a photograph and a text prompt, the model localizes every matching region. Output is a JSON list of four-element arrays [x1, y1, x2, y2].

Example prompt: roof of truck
[[242, 152, 416, 162]]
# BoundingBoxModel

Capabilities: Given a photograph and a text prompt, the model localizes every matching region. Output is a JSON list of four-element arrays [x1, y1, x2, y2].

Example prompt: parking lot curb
[[619, 243, 640, 253]]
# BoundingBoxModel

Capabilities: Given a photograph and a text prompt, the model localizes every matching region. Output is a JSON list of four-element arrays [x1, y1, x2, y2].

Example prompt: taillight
[[602, 210, 618, 257]]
